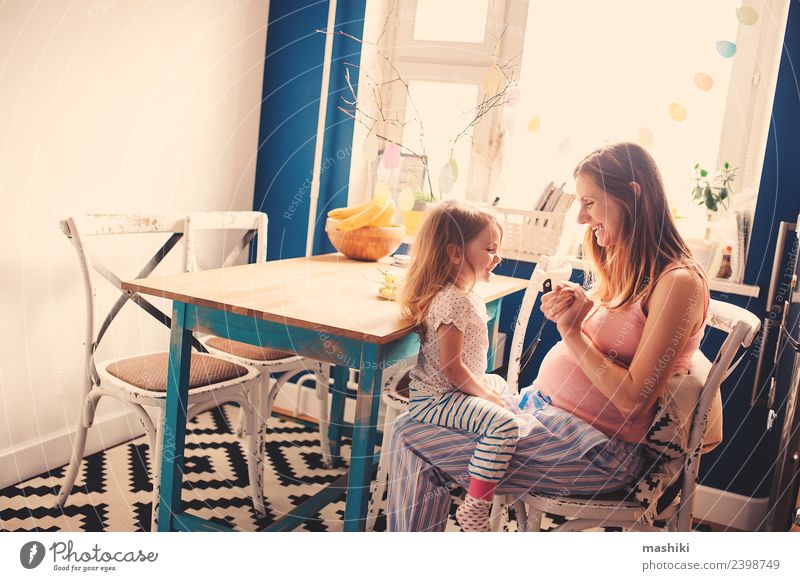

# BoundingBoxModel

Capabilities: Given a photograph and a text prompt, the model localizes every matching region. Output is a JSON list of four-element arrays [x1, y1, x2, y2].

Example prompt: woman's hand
[[541, 282, 592, 337]]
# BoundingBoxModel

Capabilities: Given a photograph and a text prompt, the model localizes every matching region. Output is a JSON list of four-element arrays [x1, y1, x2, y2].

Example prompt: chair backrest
[[60, 214, 188, 391], [506, 257, 573, 390], [184, 211, 268, 273], [672, 298, 760, 529], [635, 298, 760, 529]]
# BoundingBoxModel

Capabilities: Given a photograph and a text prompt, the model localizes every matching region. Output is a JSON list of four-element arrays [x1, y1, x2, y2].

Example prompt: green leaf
[[704, 185, 715, 211], [700, 169, 708, 178]]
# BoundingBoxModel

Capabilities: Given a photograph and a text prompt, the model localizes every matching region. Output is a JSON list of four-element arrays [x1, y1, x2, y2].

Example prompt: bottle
[[717, 245, 733, 279]]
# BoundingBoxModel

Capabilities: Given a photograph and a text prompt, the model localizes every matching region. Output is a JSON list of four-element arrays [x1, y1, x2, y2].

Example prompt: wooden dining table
[[122, 253, 527, 532]]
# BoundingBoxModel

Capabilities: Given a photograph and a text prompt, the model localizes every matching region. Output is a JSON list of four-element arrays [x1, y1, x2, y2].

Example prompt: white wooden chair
[[183, 211, 332, 468], [365, 362, 415, 531], [57, 214, 267, 531], [505, 299, 761, 532]]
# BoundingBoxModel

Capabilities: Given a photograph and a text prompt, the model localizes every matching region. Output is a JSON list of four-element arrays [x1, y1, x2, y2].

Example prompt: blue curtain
[[253, 0, 367, 260]]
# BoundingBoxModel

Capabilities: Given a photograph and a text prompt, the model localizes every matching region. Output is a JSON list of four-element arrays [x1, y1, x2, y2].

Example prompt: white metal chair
[[183, 211, 332, 468], [58, 214, 267, 531], [506, 299, 761, 532]]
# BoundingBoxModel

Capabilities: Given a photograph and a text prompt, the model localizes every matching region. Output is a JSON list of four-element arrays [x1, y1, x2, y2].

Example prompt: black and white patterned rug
[[0, 404, 609, 533]]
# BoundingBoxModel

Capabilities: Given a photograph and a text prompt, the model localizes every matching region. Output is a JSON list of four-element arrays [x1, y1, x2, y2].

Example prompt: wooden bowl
[[325, 218, 406, 261]]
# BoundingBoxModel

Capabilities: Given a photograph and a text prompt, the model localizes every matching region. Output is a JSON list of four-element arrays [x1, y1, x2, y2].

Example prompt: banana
[[335, 195, 395, 232], [328, 194, 391, 220], [336, 201, 384, 231], [328, 199, 375, 220], [371, 203, 395, 227]]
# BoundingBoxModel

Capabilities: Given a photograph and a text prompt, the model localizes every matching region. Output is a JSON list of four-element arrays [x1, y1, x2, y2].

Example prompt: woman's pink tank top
[[532, 266, 710, 443]]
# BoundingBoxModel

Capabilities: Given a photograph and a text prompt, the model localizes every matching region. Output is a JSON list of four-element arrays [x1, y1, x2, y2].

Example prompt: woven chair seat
[[206, 337, 296, 362], [384, 369, 412, 409], [106, 352, 249, 392]]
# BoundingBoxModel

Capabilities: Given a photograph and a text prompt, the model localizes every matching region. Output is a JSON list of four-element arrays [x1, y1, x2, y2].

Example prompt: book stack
[[534, 181, 575, 213]]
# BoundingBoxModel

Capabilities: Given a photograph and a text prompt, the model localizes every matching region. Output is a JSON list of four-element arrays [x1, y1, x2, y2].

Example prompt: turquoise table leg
[[157, 302, 193, 532], [342, 343, 383, 531], [327, 365, 348, 463]]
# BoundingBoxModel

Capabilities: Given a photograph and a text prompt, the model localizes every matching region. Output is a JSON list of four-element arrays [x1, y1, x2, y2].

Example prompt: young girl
[[400, 200, 519, 532]]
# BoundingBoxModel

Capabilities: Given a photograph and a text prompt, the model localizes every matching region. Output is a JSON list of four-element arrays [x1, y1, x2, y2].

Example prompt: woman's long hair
[[400, 200, 502, 333], [574, 142, 704, 309]]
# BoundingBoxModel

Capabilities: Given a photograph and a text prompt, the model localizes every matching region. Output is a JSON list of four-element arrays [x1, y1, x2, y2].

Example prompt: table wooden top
[[122, 253, 527, 344]]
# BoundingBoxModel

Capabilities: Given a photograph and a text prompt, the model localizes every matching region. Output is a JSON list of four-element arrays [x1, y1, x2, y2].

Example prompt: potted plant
[[691, 161, 737, 240], [686, 161, 738, 278]]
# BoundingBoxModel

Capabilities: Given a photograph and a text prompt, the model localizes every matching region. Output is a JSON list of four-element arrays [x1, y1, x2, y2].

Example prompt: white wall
[[0, 0, 270, 487]]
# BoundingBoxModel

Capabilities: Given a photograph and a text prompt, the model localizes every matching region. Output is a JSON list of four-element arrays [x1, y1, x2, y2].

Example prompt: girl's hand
[[541, 282, 592, 337]]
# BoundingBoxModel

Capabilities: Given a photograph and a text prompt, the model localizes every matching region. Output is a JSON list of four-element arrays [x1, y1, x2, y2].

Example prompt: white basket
[[495, 207, 567, 262]]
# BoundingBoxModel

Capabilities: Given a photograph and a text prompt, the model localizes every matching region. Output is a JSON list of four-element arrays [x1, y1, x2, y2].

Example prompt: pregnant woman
[[386, 142, 710, 531]]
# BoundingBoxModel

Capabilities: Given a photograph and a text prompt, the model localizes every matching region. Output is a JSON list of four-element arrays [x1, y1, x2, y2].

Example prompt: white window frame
[[375, 0, 528, 203]]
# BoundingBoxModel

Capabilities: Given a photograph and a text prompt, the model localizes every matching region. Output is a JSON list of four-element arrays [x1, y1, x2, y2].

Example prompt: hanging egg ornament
[[382, 142, 401, 169], [438, 158, 459, 194], [668, 102, 687, 121], [694, 73, 714, 91], [398, 187, 415, 212], [736, 7, 759, 26], [716, 40, 737, 59]]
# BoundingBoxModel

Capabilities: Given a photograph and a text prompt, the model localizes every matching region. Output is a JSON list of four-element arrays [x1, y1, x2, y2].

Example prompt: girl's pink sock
[[468, 478, 496, 501]]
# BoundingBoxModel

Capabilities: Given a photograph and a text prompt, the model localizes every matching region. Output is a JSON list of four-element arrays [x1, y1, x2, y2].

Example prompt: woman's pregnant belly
[[532, 341, 652, 443]]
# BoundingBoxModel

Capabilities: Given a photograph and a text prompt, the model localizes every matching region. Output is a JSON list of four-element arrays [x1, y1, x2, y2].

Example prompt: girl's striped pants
[[408, 375, 519, 483]]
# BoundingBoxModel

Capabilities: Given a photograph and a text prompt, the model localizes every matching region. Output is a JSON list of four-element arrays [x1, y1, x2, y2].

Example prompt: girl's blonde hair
[[400, 200, 502, 331], [574, 142, 705, 310]]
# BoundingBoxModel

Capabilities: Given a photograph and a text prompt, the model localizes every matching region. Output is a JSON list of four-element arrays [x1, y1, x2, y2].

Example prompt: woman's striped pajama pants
[[387, 404, 646, 531]]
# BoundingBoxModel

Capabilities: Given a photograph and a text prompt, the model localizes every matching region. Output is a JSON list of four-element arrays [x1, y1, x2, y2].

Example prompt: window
[[411, 0, 491, 43], [497, 0, 788, 261], [349, 1, 789, 281], [350, 0, 522, 204]]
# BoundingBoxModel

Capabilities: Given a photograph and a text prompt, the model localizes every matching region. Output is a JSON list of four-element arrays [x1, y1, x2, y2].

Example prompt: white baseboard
[[273, 379, 357, 425], [694, 484, 770, 531], [0, 410, 146, 489]]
